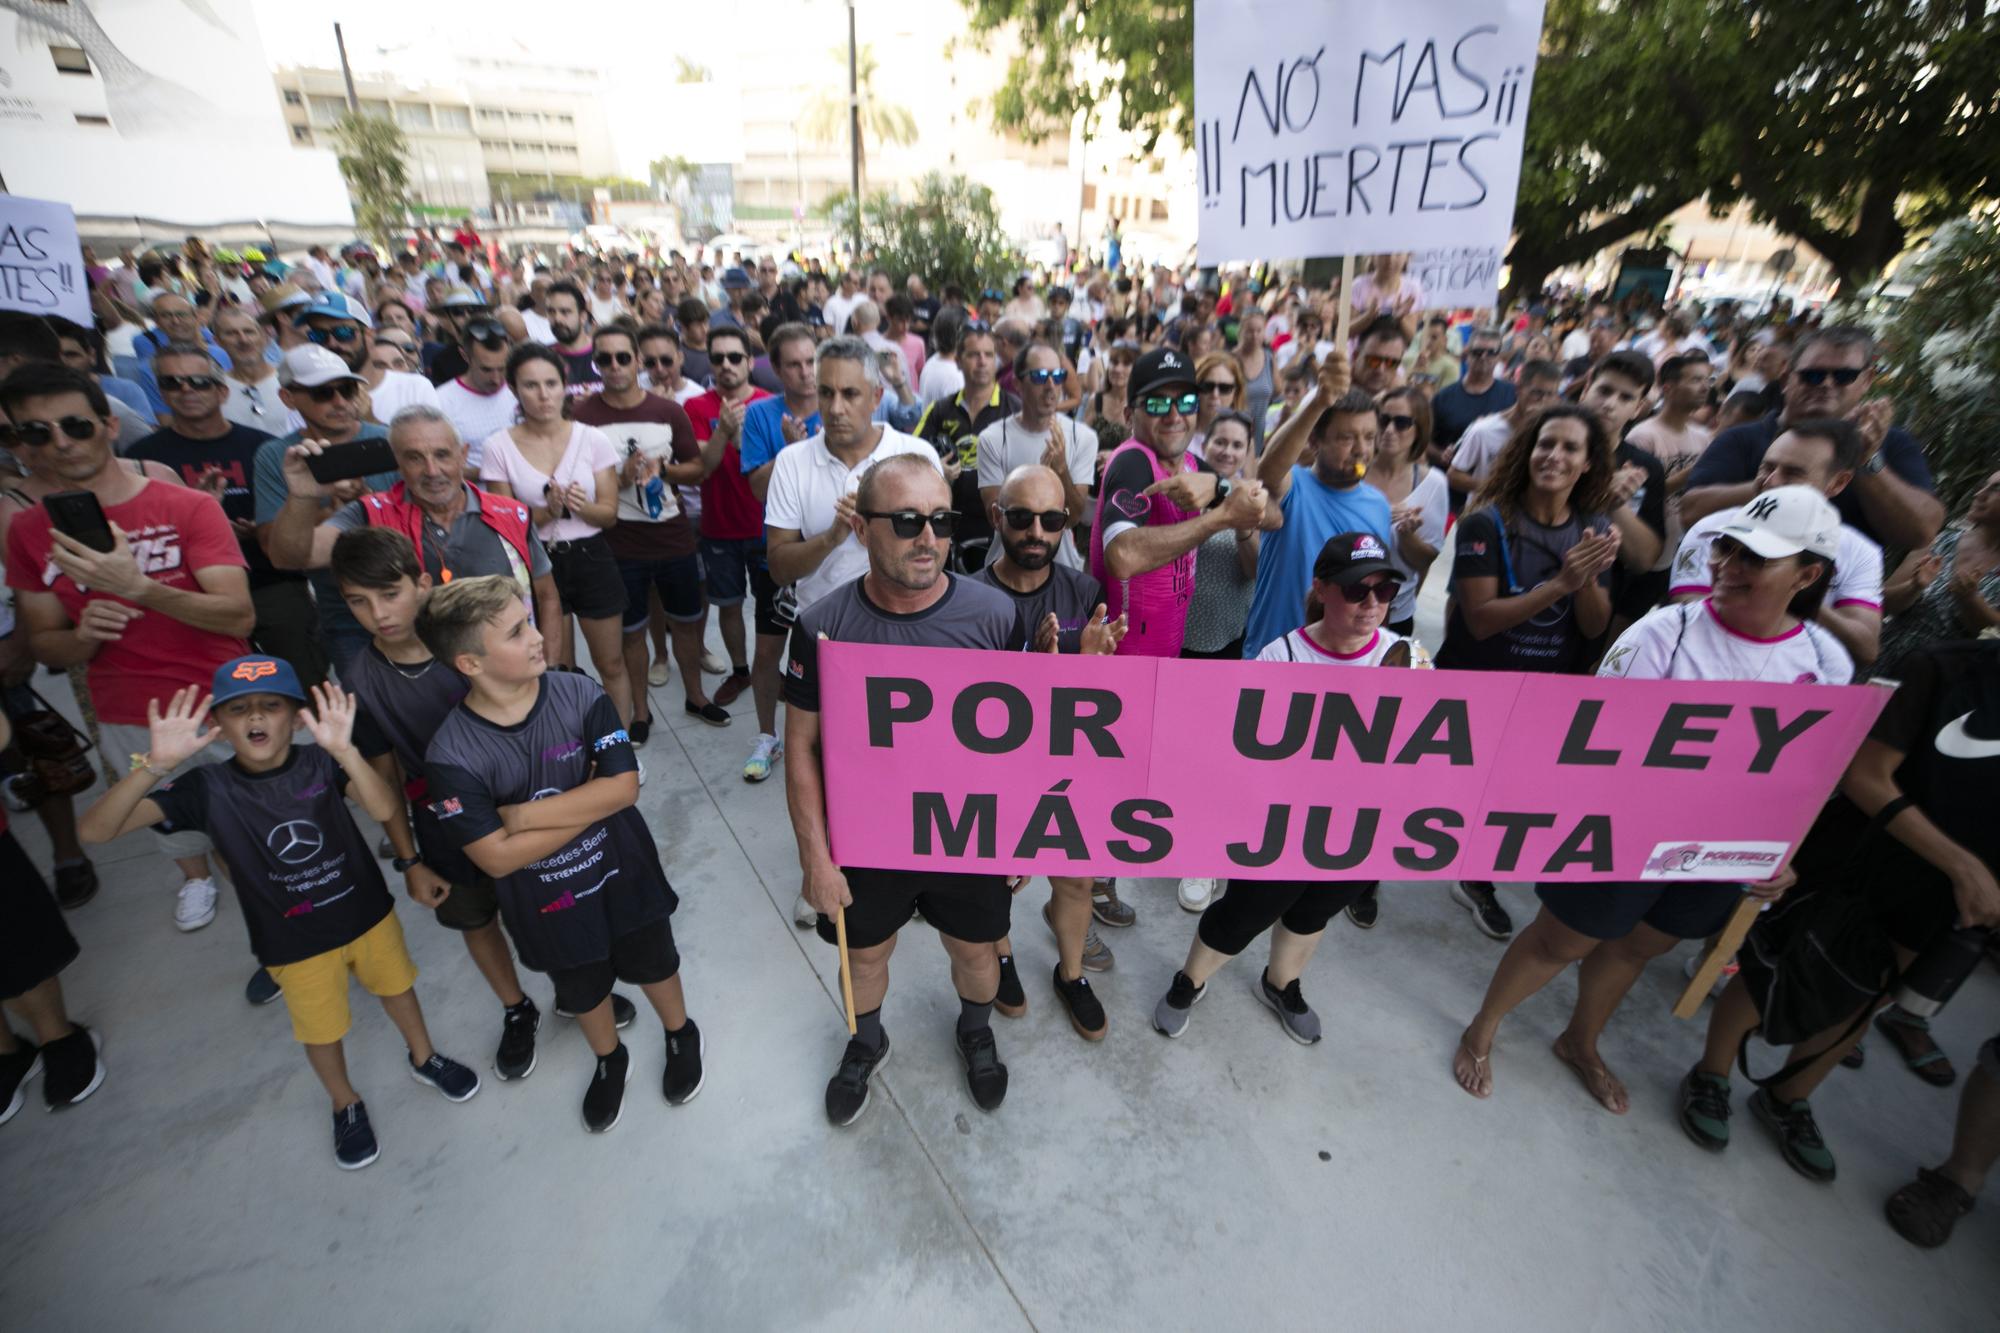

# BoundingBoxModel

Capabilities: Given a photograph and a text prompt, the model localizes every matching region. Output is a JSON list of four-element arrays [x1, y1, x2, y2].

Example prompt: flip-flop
[[1874, 1011, 1957, 1087], [1553, 1038, 1629, 1114], [1453, 1032, 1493, 1099]]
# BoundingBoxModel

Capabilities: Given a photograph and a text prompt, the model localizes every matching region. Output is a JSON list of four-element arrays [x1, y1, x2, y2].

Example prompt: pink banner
[[819, 645, 1888, 883]]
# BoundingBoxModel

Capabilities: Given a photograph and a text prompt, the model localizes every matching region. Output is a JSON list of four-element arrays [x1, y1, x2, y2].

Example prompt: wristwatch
[[1860, 450, 1888, 476], [1207, 475, 1235, 511], [392, 855, 424, 873]]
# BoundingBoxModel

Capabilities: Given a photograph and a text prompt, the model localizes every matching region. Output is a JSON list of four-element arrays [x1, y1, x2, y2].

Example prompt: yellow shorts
[[266, 911, 418, 1046]]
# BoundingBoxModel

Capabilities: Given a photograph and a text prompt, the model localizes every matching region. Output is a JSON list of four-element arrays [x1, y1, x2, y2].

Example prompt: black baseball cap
[[1312, 532, 1403, 586], [1127, 346, 1197, 405]]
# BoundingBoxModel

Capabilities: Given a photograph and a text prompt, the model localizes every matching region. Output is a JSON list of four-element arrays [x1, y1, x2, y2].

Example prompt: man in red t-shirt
[[2, 364, 254, 935]]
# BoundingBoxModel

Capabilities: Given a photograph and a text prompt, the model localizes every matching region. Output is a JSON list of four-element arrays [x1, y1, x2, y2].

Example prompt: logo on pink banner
[[818, 645, 1887, 883]]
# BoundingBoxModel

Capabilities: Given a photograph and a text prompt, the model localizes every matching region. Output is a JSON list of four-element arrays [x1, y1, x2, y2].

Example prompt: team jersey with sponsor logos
[[346, 645, 478, 882], [784, 574, 1024, 713], [3, 480, 248, 725], [422, 670, 672, 970], [151, 744, 393, 967], [1596, 599, 1853, 686], [1255, 626, 1434, 668]]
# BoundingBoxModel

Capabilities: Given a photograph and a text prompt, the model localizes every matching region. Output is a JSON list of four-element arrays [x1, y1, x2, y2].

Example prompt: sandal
[[1885, 1167, 1975, 1248], [1874, 1009, 1957, 1087], [1553, 1035, 1629, 1114], [1453, 1030, 1493, 1099]]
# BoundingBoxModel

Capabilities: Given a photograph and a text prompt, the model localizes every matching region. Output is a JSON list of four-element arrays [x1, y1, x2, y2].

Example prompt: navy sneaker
[[245, 967, 282, 1006], [409, 1051, 481, 1102], [333, 1100, 379, 1170], [663, 1019, 705, 1105]]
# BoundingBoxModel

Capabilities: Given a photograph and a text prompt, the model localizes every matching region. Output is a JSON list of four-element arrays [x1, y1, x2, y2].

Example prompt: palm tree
[[802, 43, 918, 197]]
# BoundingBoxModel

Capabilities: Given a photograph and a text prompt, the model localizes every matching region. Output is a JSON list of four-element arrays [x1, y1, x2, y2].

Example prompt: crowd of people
[[1, 234, 1996, 1249]]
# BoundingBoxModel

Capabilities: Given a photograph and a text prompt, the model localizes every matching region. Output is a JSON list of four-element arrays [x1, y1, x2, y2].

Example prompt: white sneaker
[[1178, 877, 1217, 913], [792, 892, 817, 928], [646, 661, 670, 687], [743, 733, 783, 783], [175, 877, 219, 931], [701, 649, 730, 676]]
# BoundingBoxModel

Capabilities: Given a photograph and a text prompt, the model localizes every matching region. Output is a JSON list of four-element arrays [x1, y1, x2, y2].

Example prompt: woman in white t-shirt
[[1453, 486, 1851, 1112], [1370, 387, 1449, 638], [478, 345, 633, 726], [1153, 532, 1429, 1046]]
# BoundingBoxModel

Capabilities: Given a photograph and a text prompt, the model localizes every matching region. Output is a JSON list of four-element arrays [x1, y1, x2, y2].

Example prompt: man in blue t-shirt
[[1429, 326, 1516, 448], [1242, 357, 1396, 660]]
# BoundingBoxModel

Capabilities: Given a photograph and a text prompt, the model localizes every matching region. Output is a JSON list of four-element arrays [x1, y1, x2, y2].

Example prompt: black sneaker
[[1, 1042, 39, 1126], [40, 1025, 104, 1110], [1346, 886, 1380, 930], [1451, 881, 1514, 941], [1052, 966, 1107, 1041], [409, 1051, 481, 1102], [1749, 1088, 1837, 1182], [333, 1100, 379, 1170], [1678, 1068, 1733, 1152], [630, 716, 652, 746], [245, 967, 282, 1006], [994, 954, 1026, 1018], [684, 700, 731, 727], [496, 999, 540, 1081], [663, 1019, 705, 1105], [955, 1025, 1009, 1111], [1256, 971, 1322, 1045], [53, 861, 98, 910], [825, 1033, 891, 1127], [555, 992, 638, 1028], [582, 1042, 631, 1133]]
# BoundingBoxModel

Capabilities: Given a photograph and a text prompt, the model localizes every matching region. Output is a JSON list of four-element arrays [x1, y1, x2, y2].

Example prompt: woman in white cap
[[1453, 485, 1850, 1111]]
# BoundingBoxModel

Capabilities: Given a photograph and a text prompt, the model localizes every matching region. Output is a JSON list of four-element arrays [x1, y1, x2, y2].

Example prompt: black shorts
[[1196, 879, 1375, 955], [546, 916, 681, 1015], [1535, 880, 1743, 942], [546, 533, 629, 621], [616, 551, 705, 630], [816, 867, 1013, 950], [698, 536, 785, 637], [0, 830, 79, 999]]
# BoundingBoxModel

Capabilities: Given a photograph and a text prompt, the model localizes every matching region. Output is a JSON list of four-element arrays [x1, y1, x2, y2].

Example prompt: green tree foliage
[[961, 0, 2000, 296], [824, 173, 1020, 294], [803, 44, 920, 196], [330, 111, 412, 252]]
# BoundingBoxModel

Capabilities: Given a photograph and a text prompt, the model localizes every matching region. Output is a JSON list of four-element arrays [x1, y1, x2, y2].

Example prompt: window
[[309, 96, 348, 124], [553, 113, 573, 126], [50, 45, 91, 75], [394, 102, 433, 130], [359, 99, 390, 119], [1081, 184, 1098, 209], [291, 125, 313, 143], [74, 113, 110, 127], [477, 108, 506, 124], [1149, 199, 1169, 221], [436, 106, 472, 132], [282, 89, 303, 106]]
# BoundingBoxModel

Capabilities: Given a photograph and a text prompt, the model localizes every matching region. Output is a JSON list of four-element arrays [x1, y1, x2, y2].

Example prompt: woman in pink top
[[478, 344, 633, 726]]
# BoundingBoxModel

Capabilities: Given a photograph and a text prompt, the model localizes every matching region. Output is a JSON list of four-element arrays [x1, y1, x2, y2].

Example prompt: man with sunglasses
[[286, 293, 439, 434], [1429, 324, 1515, 448], [638, 327, 702, 406], [3, 362, 255, 937], [435, 317, 518, 472], [1681, 325, 1943, 551], [914, 324, 1018, 562], [784, 453, 1024, 1123], [975, 343, 1097, 571], [133, 292, 231, 414], [420, 288, 494, 386]]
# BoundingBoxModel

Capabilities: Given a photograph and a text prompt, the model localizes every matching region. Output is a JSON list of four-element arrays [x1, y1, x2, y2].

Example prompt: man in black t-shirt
[[1575, 351, 1668, 622], [968, 464, 1127, 1039], [914, 325, 1017, 559], [785, 455, 1025, 1124], [543, 281, 600, 396]]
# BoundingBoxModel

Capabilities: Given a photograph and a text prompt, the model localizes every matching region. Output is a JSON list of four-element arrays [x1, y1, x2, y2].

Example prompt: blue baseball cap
[[292, 290, 373, 329], [210, 656, 308, 708]]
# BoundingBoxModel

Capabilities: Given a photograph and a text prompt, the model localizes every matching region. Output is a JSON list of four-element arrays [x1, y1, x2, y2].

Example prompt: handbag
[[9, 686, 98, 799]]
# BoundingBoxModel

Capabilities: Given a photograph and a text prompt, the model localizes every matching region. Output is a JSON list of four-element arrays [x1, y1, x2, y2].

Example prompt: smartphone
[[305, 438, 398, 484], [44, 490, 116, 553]]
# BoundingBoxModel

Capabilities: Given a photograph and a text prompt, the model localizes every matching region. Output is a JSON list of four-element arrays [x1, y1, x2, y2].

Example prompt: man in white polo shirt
[[433, 316, 517, 470], [765, 335, 944, 613]]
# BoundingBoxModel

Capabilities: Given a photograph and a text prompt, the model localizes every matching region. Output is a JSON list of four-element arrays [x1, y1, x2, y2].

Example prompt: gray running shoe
[[1152, 970, 1207, 1038], [1257, 971, 1322, 1045]]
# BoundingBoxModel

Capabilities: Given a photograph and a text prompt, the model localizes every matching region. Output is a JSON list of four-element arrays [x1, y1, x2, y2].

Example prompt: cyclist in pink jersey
[[1089, 347, 1271, 656]]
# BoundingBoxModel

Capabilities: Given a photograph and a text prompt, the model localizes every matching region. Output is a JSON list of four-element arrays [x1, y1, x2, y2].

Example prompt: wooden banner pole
[[835, 904, 858, 1035], [1673, 896, 1761, 1020], [1335, 252, 1357, 350]]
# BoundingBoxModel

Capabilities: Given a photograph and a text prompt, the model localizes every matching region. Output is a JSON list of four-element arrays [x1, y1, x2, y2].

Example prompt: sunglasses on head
[[1140, 391, 1200, 417], [157, 374, 222, 393], [464, 323, 508, 349], [1337, 578, 1398, 605], [592, 349, 636, 368], [1025, 367, 1068, 386], [303, 381, 361, 403], [305, 325, 362, 345], [1197, 380, 1237, 396], [3, 416, 99, 447], [1711, 535, 1772, 571], [1794, 367, 1864, 387], [1001, 506, 1070, 532], [861, 508, 957, 539], [1380, 413, 1416, 431], [710, 351, 748, 366]]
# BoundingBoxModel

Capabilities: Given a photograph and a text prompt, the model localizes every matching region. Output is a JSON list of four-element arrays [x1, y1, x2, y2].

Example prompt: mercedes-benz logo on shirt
[[267, 820, 325, 865]]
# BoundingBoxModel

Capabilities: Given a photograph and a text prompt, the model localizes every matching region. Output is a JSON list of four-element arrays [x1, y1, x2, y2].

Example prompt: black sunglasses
[[1711, 535, 1772, 571], [1337, 579, 1398, 605], [1140, 392, 1199, 417], [303, 381, 361, 403], [1467, 347, 1500, 358], [1197, 380, 1237, 396], [1794, 367, 1865, 387], [1001, 507, 1070, 532], [305, 325, 362, 345], [1380, 413, 1417, 431], [464, 322, 508, 349], [5, 416, 99, 447], [642, 355, 677, 369], [710, 351, 748, 366], [860, 509, 957, 539], [158, 374, 223, 393], [592, 349, 636, 368]]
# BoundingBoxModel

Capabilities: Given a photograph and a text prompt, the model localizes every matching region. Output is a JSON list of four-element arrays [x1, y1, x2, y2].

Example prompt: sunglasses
[[711, 351, 748, 366], [305, 325, 362, 345], [303, 381, 361, 403], [464, 324, 508, 349], [1380, 413, 1417, 431], [4, 416, 100, 447], [1359, 353, 1400, 371], [1467, 347, 1499, 358], [1794, 367, 1865, 387], [1197, 380, 1237, 396], [1140, 392, 1200, 417], [860, 509, 957, 539], [1001, 507, 1070, 532], [542, 480, 571, 520], [642, 355, 678, 370], [157, 374, 223, 393], [1711, 535, 1772, 571], [1025, 368, 1069, 386], [1337, 579, 1399, 605], [592, 349, 636, 368]]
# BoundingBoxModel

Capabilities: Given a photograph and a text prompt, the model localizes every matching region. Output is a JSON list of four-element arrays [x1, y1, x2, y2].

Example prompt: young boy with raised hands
[[79, 659, 480, 1170], [416, 575, 703, 1134]]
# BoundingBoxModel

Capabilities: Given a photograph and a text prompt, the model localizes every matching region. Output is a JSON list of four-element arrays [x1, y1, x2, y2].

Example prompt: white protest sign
[[1193, 0, 1546, 267], [0, 195, 90, 326], [1408, 244, 1503, 310]]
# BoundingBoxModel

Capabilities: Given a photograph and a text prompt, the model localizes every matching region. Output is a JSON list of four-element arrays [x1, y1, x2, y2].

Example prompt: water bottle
[[1892, 926, 1993, 1019]]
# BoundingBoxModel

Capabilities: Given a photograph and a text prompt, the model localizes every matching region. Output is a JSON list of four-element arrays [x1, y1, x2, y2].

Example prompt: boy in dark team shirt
[[79, 658, 481, 1170], [417, 576, 703, 1134], [330, 529, 638, 1085]]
